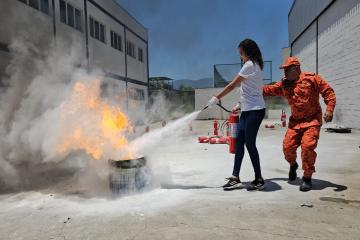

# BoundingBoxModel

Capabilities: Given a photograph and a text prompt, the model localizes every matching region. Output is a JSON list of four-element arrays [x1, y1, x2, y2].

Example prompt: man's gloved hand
[[207, 96, 219, 108], [323, 111, 333, 122], [232, 102, 241, 113]]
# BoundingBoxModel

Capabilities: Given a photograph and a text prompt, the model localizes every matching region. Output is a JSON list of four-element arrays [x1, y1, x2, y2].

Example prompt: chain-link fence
[[214, 61, 273, 88]]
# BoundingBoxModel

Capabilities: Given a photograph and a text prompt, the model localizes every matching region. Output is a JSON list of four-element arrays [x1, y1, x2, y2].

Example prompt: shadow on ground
[[0, 161, 80, 195], [160, 184, 220, 190], [267, 177, 348, 192], [160, 180, 283, 192]]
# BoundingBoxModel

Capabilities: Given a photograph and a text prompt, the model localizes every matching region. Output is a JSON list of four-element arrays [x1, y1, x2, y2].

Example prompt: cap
[[280, 57, 301, 69]]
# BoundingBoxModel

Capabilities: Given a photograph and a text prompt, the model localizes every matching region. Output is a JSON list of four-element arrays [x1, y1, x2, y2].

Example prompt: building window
[[67, 4, 74, 27], [29, 0, 39, 9], [89, 17, 106, 44], [110, 30, 123, 52], [74, 9, 82, 31], [18, 0, 50, 15], [59, 0, 82, 32], [129, 88, 145, 101], [59, 0, 66, 23], [100, 24, 105, 43], [138, 47, 143, 62], [126, 40, 136, 58], [40, 0, 49, 15]]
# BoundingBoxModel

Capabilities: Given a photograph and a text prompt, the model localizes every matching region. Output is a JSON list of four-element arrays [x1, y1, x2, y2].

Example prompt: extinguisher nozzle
[[201, 106, 209, 111]]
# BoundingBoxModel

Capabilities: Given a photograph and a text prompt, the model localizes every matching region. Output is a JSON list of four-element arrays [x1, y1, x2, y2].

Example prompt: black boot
[[300, 177, 312, 192], [288, 162, 298, 181]]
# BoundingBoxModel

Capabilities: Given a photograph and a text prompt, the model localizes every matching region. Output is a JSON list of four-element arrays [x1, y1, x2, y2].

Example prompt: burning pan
[[108, 156, 148, 194]]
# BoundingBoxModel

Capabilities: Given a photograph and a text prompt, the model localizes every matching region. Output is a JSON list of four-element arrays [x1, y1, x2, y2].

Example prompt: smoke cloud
[[0, 2, 197, 194], [0, 37, 96, 189]]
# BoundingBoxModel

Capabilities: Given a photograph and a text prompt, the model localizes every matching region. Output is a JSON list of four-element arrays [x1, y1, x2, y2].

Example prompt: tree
[[179, 85, 194, 91]]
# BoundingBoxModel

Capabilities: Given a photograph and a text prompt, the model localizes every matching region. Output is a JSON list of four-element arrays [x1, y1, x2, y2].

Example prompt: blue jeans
[[232, 108, 265, 179]]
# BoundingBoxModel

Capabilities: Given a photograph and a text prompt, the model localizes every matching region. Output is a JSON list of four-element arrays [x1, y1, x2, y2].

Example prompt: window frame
[[29, 0, 39, 10], [18, 0, 50, 16], [59, 0, 83, 32], [126, 40, 136, 59], [40, 0, 50, 15], [138, 47, 143, 62], [129, 88, 145, 101], [89, 16, 106, 44], [110, 30, 123, 52]]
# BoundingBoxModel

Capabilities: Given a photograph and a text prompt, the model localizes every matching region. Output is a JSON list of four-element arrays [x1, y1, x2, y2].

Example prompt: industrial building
[[288, 0, 360, 128], [0, 0, 149, 113]]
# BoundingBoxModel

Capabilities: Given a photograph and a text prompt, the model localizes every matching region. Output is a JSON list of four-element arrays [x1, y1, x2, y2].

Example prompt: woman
[[207, 39, 266, 191]]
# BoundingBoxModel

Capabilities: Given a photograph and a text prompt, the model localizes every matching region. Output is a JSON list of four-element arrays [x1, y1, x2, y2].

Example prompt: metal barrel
[[108, 157, 147, 194]]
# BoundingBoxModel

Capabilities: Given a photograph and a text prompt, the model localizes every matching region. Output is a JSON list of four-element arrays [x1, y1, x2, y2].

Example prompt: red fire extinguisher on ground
[[228, 113, 239, 154], [281, 110, 287, 127], [213, 119, 219, 136]]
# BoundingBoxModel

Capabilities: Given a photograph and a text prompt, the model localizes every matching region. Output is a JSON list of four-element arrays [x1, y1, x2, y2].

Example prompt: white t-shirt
[[238, 60, 265, 111]]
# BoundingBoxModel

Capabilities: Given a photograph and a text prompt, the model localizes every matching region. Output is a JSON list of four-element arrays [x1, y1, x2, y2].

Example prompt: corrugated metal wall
[[288, 0, 333, 44]]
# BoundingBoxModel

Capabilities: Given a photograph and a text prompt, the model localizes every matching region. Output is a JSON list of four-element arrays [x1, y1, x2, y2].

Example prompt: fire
[[55, 78, 134, 160]]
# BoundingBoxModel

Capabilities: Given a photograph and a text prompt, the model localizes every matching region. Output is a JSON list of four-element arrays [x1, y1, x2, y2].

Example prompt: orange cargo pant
[[283, 126, 321, 178]]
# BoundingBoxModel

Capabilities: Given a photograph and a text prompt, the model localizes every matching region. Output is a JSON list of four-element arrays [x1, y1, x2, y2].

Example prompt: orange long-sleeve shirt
[[263, 72, 336, 129]]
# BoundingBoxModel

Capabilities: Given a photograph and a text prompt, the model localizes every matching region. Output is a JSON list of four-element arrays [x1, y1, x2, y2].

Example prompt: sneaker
[[222, 177, 244, 190], [300, 177, 312, 192], [289, 162, 298, 181], [246, 178, 265, 191]]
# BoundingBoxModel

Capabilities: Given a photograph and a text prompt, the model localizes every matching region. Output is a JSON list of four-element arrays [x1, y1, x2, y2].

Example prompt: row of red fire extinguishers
[[198, 103, 287, 154], [198, 103, 239, 154]]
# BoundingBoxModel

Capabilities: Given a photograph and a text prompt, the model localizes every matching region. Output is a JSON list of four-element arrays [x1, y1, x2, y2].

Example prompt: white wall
[[127, 82, 147, 123], [87, 2, 126, 76], [292, 21, 317, 73], [281, 47, 291, 65], [318, 0, 360, 127], [125, 30, 148, 83], [291, 0, 360, 128], [87, 1, 148, 83], [101, 77, 127, 108], [54, 0, 86, 61], [0, 0, 54, 52], [94, 0, 148, 41], [0, 0, 149, 119], [195, 88, 240, 120]]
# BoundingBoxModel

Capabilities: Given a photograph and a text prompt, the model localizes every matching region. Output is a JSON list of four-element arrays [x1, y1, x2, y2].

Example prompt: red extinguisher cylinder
[[228, 113, 239, 154]]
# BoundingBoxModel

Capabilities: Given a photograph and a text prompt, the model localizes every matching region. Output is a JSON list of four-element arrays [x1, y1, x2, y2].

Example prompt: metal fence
[[214, 61, 273, 88]]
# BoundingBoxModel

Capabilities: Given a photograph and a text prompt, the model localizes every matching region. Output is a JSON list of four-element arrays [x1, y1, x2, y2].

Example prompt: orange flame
[[56, 79, 134, 160]]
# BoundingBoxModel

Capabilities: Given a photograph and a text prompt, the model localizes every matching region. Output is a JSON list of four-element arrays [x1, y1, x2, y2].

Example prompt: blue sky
[[117, 0, 293, 81]]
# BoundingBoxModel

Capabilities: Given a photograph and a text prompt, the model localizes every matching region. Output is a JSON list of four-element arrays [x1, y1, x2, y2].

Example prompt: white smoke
[[0, 2, 196, 192], [0, 37, 96, 188]]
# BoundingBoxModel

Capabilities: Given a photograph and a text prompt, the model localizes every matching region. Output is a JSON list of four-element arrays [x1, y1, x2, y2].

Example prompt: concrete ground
[[0, 119, 359, 240]]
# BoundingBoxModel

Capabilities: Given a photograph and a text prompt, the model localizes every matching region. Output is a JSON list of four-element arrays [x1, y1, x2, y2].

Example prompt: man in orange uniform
[[263, 57, 336, 191]]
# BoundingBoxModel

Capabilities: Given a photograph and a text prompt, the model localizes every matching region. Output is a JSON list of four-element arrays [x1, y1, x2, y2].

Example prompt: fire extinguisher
[[213, 119, 219, 136], [281, 110, 287, 127], [228, 113, 239, 154]]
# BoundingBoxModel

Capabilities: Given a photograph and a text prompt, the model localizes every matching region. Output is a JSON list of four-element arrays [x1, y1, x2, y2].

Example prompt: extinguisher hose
[[216, 103, 231, 113], [220, 120, 228, 133], [201, 103, 234, 113]]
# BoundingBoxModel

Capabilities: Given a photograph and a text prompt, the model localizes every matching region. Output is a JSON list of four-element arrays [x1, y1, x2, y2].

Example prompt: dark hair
[[238, 39, 264, 70]]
